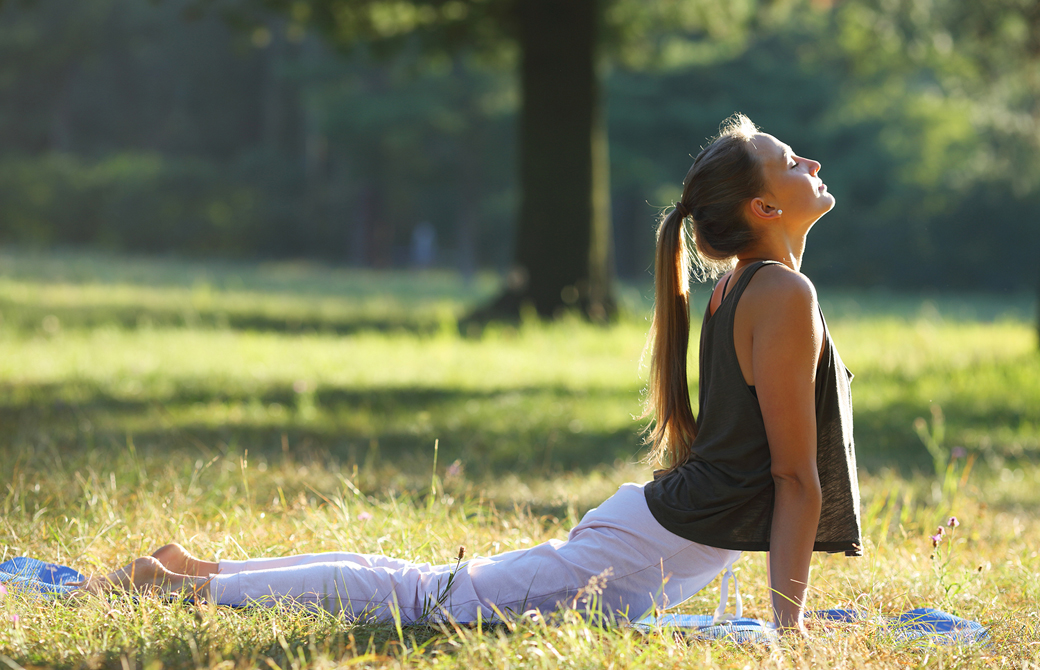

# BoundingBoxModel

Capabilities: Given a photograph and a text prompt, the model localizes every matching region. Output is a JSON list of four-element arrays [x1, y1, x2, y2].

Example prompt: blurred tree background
[[0, 0, 1037, 297]]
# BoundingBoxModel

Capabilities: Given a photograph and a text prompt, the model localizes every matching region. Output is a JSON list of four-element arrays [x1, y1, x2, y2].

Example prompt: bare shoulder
[[743, 264, 818, 315], [733, 264, 823, 384]]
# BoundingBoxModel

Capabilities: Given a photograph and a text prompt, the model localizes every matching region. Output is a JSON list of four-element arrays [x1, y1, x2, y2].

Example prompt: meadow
[[0, 250, 1038, 669]]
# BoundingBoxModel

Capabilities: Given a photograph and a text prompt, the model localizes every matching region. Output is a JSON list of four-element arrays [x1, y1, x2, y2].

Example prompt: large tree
[[184, 0, 763, 321]]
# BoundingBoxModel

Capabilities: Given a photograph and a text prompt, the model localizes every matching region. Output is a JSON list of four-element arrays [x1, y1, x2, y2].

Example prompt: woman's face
[[749, 133, 835, 226]]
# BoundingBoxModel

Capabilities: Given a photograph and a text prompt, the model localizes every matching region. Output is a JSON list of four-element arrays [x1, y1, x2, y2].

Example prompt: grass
[[0, 249, 1038, 669]]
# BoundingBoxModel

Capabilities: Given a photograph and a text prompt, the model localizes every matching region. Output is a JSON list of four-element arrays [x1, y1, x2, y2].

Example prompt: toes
[[70, 576, 107, 595]]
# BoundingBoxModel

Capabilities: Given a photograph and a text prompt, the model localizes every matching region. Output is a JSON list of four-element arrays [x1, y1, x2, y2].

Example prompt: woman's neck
[[736, 232, 807, 272]]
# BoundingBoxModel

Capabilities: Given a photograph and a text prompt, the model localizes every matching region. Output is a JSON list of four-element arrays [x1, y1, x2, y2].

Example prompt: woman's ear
[[748, 197, 782, 222]]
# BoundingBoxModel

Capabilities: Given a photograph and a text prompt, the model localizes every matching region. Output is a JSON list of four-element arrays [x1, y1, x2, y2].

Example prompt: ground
[[0, 250, 1037, 669]]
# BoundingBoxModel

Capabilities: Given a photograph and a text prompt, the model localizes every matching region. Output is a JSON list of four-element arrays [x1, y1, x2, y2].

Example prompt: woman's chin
[[807, 202, 835, 229]]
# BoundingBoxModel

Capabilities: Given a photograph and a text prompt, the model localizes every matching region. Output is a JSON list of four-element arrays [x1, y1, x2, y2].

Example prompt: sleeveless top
[[643, 261, 862, 556]]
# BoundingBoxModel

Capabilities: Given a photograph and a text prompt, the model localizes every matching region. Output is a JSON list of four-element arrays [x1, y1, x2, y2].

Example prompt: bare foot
[[73, 556, 170, 595], [152, 543, 218, 577], [72, 556, 211, 601]]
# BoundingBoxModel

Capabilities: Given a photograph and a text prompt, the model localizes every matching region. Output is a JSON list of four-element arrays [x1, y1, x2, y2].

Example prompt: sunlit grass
[[2, 448, 1038, 668], [0, 251, 1038, 668]]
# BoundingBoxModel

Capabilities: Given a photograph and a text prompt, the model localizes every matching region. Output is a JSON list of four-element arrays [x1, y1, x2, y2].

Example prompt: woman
[[77, 114, 861, 635]]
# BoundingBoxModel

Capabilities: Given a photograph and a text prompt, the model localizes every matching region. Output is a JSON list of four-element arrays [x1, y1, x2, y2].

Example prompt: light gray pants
[[210, 483, 741, 623]]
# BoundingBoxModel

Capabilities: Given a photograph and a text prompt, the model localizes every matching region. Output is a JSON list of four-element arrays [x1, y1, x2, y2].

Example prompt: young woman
[[77, 114, 861, 634]]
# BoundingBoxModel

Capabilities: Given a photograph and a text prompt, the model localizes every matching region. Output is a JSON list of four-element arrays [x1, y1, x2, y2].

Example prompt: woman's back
[[644, 260, 862, 555]]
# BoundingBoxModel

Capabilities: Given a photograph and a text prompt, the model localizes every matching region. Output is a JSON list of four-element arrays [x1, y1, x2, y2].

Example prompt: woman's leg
[[210, 556, 459, 620], [218, 552, 422, 576], [449, 483, 740, 622], [150, 543, 420, 577], [152, 544, 219, 576], [209, 483, 739, 623]]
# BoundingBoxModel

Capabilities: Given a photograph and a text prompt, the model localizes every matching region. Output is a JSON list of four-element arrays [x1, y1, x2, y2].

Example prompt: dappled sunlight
[[1, 254, 1038, 668]]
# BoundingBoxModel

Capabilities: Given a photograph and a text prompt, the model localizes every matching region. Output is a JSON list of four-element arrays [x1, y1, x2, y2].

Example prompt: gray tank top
[[643, 261, 862, 555]]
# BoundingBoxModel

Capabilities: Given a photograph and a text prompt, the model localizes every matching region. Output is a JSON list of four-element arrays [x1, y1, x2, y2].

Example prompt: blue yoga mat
[[632, 613, 778, 644], [0, 557, 86, 596], [814, 607, 989, 644], [634, 607, 989, 645]]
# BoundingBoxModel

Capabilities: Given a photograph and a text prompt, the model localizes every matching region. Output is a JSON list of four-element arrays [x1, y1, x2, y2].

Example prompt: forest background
[[1, 0, 1039, 294]]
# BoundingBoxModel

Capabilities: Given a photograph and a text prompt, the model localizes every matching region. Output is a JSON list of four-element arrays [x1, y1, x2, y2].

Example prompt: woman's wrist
[[776, 620, 809, 637]]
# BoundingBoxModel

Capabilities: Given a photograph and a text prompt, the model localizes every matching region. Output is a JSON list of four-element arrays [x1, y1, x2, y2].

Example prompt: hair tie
[[674, 201, 690, 219]]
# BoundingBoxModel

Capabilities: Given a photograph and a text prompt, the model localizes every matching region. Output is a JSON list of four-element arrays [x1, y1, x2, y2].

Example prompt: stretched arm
[[749, 270, 823, 632]]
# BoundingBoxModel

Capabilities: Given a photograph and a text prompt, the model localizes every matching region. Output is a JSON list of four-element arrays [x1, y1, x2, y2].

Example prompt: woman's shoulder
[[744, 263, 823, 345], [745, 263, 817, 305], [736, 265, 825, 389]]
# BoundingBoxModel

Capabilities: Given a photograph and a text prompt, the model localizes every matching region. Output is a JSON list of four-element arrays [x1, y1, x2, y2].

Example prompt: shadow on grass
[[2, 380, 1036, 489], [22, 596, 549, 670], [0, 382, 648, 484], [0, 298, 452, 336], [33, 598, 470, 670]]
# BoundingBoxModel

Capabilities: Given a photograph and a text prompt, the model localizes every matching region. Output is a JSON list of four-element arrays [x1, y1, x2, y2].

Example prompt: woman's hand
[[778, 621, 811, 638]]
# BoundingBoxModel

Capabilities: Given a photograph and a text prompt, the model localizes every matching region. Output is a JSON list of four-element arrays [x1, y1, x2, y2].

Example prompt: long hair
[[643, 113, 765, 471]]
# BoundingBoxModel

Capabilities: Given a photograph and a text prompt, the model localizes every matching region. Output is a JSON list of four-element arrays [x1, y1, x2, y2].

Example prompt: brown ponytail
[[643, 113, 766, 471], [643, 206, 697, 469]]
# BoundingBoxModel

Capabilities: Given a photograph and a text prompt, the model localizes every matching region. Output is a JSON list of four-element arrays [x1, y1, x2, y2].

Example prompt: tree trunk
[[468, 0, 615, 323]]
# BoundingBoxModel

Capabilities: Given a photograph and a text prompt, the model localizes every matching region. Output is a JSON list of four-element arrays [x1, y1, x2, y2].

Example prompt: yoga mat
[[632, 613, 778, 644], [633, 607, 989, 646], [813, 607, 989, 644], [0, 557, 86, 597]]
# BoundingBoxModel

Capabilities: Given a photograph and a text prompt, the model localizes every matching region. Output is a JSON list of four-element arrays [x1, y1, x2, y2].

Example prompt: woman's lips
[[818, 182, 828, 192]]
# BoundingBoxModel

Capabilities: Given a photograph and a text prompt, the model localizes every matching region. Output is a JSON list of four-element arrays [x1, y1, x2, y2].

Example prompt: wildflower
[[457, 546, 466, 561], [0, 583, 6, 597], [575, 567, 613, 606], [9, 615, 17, 624], [446, 460, 463, 479], [952, 447, 967, 459], [930, 532, 943, 547], [936, 526, 946, 537], [357, 511, 373, 521], [947, 516, 959, 528]]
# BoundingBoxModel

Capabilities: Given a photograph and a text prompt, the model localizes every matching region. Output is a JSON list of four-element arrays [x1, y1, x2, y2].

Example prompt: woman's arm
[[747, 269, 824, 632]]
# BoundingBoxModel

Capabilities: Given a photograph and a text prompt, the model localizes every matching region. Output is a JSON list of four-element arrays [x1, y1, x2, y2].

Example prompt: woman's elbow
[[772, 469, 823, 505]]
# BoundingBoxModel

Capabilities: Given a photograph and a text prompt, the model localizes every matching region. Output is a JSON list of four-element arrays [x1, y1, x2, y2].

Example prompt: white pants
[[210, 483, 741, 623]]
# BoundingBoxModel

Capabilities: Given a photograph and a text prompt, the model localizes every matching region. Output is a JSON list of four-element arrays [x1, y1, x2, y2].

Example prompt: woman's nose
[[807, 158, 822, 175]]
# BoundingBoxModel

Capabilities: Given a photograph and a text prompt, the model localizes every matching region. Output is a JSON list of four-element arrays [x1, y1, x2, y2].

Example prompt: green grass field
[[1, 250, 1038, 669]]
